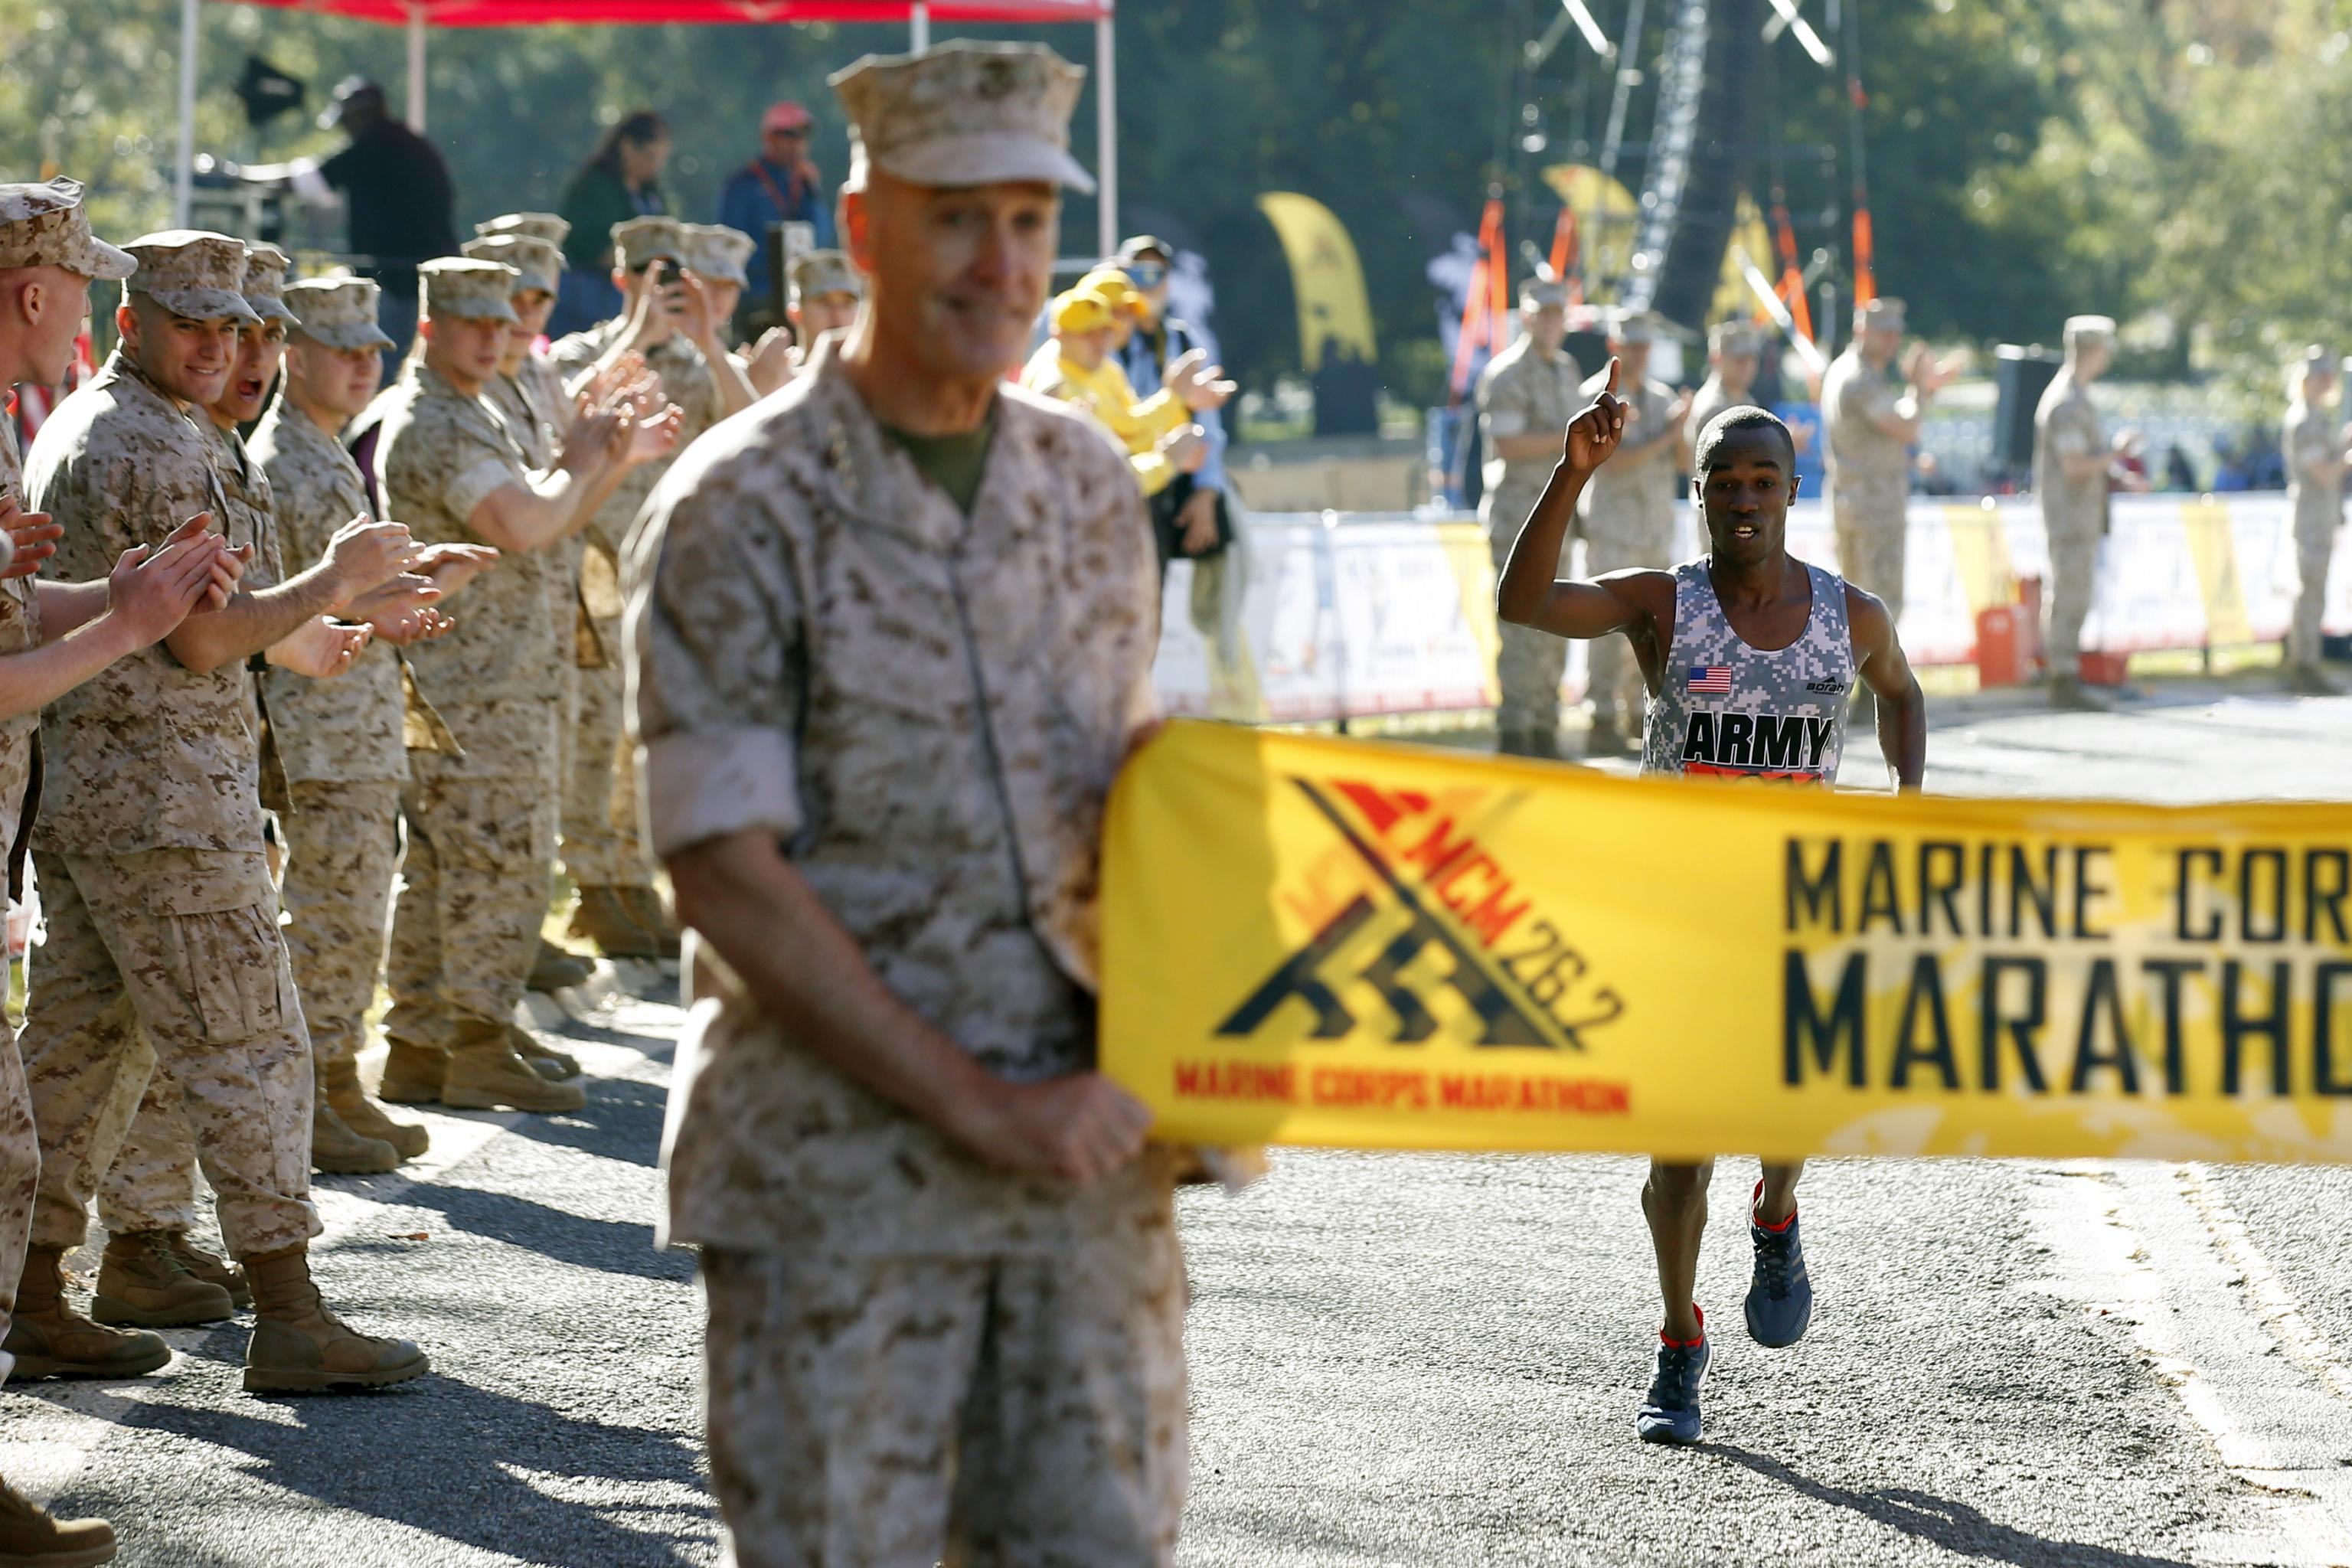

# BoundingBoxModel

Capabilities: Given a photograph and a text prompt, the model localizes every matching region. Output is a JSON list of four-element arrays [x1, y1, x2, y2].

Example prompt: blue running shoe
[[1635, 1331, 1710, 1445], [1745, 1183, 1814, 1349]]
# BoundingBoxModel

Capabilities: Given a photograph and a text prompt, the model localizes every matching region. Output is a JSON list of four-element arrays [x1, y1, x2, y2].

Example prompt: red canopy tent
[[175, 0, 1119, 250]]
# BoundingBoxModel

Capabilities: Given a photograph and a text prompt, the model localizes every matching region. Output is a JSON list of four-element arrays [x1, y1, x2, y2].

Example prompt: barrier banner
[[1101, 722, 2352, 1164]]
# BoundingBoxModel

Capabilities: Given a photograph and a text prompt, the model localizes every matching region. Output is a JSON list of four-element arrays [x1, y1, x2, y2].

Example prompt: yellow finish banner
[[1100, 723, 2352, 1164]]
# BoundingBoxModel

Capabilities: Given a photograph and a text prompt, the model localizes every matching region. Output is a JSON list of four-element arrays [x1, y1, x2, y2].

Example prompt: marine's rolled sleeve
[[443, 455, 524, 533], [626, 479, 806, 860]]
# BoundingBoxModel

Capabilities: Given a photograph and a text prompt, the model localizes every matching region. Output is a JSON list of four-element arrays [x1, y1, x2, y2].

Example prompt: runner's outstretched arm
[[1848, 586, 1926, 789], [1496, 358, 1674, 640]]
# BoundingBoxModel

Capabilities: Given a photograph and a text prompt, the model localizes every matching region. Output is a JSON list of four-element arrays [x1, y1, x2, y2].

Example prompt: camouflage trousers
[[564, 622, 653, 890], [0, 1017, 36, 1356], [1486, 503, 1566, 737], [1831, 496, 1908, 625], [21, 851, 318, 1257], [2289, 513, 2338, 669], [96, 780, 405, 1234], [2043, 519, 2102, 678], [280, 779, 403, 1070], [384, 757, 557, 1047], [701, 1223, 1188, 1567], [1585, 515, 1674, 731]]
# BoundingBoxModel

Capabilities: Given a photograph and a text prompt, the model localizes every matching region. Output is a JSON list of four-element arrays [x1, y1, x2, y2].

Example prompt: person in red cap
[[715, 100, 837, 338]]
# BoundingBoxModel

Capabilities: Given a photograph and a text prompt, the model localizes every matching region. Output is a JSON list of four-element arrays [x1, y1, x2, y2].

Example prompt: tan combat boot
[[0, 1477, 116, 1566], [377, 1038, 449, 1105], [165, 1235, 250, 1308], [527, 937, 593, 993], [241, 1245, 429, 1394], [90, 1231, 234, 1328], [568, 885, 675, 960], [321, 1056, 428, 1160], [621, 886, 682, 959], [311, 1096, 400, 1175], [509, 1024, 581, 1081], [3, 1247, 169, 1380], [441, 1020, 585, 1113]]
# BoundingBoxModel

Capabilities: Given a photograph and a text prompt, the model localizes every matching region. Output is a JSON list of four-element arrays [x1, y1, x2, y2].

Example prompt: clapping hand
[[0, 493, 62, 580]]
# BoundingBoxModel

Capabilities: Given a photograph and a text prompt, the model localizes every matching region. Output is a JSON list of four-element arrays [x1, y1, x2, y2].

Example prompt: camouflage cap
[[0, 178, 135, 280], [788, 248, 863, 303], [2064, 314, 2117, 348], [475, 211, 570, 250], [1710, 321, 1763, 356], [681, 224, 757, 287], [612, 215, 688, 274], [1608, 309, 1668, 345], [419, 256, 520, 325], [1519, 277, 1568, 310], [829, 41, 1095, 194], [1855, 296, 1907, 333], [462, 234, 562, 297], [241, 241, 299, 326], [125, 230, 260, 323], [283, 276, 394, 352]]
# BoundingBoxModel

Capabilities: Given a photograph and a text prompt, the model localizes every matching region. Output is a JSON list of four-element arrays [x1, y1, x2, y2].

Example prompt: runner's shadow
[[38, 1370, 711, 1566], [1704, 1444, 2197, 1568]]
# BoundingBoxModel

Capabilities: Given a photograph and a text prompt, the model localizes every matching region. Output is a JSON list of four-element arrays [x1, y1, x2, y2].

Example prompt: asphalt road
[[6, 678, 2351, 1567]]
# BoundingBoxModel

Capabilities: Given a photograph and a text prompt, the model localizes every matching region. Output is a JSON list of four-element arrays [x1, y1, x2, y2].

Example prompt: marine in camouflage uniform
[[2034, 315, 2117, 707], [466, 220, 602, 996], [2282, 346, 2347, 694], [18, 230, 427, 1394], [1684, 322, 1763, 452], [1473, 279, 1580, 757], [377, 256, 615, 1115], [629, 42, 1187, 1566], [260, 275, 445, 1162], [1576, 312, 1688, 755], [0, 188, 142, 1430], [1820, 298, 1929, 623], [550, 215, 725, 958]]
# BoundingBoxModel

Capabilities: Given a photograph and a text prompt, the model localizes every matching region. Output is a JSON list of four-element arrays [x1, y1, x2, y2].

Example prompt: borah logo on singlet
[[1677, 710, 1838, 782]]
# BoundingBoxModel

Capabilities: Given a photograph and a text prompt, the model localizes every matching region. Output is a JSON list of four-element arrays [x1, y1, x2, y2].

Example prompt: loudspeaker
[[1992, 345, 2063, 479]]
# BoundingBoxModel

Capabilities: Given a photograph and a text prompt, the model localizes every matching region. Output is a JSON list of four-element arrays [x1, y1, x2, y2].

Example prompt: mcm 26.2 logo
[[1214, 775, 1624, 1050]]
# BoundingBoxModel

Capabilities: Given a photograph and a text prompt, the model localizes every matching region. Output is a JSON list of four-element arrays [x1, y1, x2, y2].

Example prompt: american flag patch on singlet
[[1687, 665, 1733, 694]]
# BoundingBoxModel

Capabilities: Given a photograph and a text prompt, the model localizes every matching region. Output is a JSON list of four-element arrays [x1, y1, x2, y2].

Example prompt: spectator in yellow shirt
[[1023, 289, 1200, 495]]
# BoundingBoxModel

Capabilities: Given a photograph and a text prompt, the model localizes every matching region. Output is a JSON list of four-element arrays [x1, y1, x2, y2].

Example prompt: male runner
[[1496, 364, 1927, 1446]]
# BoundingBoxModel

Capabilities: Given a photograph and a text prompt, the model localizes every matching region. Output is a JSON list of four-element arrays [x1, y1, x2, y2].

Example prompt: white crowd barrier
[[1149, 493, 2352, 724]]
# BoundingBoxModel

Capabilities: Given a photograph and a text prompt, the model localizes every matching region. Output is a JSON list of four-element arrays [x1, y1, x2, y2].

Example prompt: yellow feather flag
[[1256, 192, 1377, 372]]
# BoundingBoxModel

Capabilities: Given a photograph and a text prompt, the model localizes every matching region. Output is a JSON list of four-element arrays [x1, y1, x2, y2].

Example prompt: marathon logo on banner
[[1100, 722, 2352, 1163]]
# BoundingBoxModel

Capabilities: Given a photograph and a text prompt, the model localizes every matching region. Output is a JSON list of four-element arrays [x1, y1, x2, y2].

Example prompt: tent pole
[[175, 0, 199, 227], [910, 2, 930, 50], [407, 4, 428, 129], [1096, 8, 1117, 258]]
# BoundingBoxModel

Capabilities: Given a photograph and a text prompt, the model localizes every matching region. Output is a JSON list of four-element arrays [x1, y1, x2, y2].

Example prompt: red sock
[[1661, 1303, 1704, 1348], [1752, 1178, 1797, 1232]]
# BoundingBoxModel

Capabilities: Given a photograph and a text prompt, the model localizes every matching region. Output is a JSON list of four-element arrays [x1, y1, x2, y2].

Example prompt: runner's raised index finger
[[1605, 354, 1622, 397]]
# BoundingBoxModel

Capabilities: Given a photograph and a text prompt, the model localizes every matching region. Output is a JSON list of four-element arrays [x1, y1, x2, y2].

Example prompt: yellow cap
[[1076, 266, 1143, 318], [1051, 290, 1114, 334]]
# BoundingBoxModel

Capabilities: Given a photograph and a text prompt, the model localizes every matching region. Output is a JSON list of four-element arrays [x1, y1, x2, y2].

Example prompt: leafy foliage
[[0, 0, 2338, 404]]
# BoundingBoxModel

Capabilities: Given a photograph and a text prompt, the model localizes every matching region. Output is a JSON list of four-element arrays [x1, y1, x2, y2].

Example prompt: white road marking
[[2027, 1160, 2352, 1566]]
